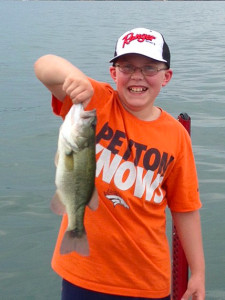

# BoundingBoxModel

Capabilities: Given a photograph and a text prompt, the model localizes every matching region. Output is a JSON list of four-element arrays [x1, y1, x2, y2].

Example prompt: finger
[[63, 81, 78, 97], [62, 76, 78, 93], [181, 290, 202, 300], [181, 289, 192, 300], [62, 77, 72, 92], [71, 90, 92, 105], [63, 76, 93, 105]]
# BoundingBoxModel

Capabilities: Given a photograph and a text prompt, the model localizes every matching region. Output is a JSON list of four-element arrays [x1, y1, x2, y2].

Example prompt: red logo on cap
[[122, 33, 156, 48]]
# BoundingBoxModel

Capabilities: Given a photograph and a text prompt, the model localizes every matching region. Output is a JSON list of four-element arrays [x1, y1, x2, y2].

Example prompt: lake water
[[0, 1, 225, 299]]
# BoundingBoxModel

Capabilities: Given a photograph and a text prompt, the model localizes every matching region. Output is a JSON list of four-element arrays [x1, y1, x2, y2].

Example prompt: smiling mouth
[[128, 87, 148, 93]]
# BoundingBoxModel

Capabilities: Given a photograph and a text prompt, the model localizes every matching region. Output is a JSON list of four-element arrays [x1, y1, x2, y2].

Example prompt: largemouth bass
[[51, 104, 97, 256]]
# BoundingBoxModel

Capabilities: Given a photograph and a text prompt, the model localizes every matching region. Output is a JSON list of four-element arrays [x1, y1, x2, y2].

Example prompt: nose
[[131, 67, 144, 79]]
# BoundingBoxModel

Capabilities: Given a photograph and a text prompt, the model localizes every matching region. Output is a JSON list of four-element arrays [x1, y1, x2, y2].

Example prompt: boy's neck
[[126, 105, 161, 122]]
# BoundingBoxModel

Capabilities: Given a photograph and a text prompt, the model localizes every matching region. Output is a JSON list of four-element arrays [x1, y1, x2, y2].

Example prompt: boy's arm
[[34, 54, 93, 107], [171, 210, 205, 300]]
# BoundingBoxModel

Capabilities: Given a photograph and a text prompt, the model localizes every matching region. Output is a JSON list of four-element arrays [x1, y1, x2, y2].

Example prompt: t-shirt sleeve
[[51, 95, 72, 119], [164, 130, 201, 212], [51, 96, 63, 116], [85, 78, 113, 111]]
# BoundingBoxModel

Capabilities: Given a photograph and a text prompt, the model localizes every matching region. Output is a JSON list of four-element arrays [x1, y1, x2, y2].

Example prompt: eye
[[143, 66, 156, 73], [91, 120, 96, 129], [122, 64, 134, 72]]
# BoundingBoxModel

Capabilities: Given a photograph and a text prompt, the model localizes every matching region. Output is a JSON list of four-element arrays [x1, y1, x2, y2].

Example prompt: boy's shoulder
[[161, 109, 180, 126], [89, 78, 114, 94], [160, 109, 191, 138]]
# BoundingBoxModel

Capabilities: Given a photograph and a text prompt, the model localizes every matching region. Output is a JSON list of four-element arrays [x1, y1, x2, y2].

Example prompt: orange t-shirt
[[51, 79, 201, 298]]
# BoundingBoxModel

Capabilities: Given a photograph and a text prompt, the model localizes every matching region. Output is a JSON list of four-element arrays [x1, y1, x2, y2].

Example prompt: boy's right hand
[[63, 74, 94, 108]]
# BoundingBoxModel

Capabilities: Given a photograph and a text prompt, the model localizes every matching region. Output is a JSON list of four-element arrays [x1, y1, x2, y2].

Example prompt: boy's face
[[110, 54, 172, 119]]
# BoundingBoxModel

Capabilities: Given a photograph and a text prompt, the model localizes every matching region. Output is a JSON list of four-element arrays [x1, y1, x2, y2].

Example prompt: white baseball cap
[[110, 28, 170, 68]]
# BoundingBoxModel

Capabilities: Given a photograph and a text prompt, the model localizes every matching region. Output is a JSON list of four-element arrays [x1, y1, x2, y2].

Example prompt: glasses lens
[[119, 65, 133, 74], [116, 64, 165, 76], [142, 66, 157, 76]]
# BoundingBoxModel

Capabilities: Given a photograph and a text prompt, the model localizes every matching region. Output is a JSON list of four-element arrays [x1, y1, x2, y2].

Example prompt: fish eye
[[91, 121, 96, 129]]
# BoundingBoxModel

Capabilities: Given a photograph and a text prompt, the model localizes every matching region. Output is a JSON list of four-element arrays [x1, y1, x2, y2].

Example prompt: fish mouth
[[128, 86, 148, 93]]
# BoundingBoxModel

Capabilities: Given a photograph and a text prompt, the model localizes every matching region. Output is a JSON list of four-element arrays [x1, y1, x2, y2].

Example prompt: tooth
[[130, 87, 145, 92]]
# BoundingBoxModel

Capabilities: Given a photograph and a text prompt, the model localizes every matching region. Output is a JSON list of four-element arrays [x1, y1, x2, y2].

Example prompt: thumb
[[181, 289, 192, 300]]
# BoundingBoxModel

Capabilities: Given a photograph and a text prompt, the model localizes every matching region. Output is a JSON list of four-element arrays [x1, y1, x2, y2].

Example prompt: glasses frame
[[115, 63, 168, 77]]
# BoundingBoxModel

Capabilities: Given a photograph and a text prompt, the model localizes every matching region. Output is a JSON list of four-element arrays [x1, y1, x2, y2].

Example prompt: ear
[[162, 69, 173, 87], [109, 66, 117, 83]]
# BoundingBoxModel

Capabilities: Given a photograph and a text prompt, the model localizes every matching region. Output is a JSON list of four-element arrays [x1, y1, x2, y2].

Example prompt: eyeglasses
[[115, 63, 168, 76]]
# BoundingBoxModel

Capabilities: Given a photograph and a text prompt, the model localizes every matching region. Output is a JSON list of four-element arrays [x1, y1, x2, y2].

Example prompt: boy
[[34, 28, 205, 300]]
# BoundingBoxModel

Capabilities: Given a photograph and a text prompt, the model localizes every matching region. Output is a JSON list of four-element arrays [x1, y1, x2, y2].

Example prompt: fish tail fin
[[60, 231, 90, 256]]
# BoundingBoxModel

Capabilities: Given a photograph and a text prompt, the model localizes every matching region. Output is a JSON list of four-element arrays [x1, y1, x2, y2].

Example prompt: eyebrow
[[119, 58, 160, 65], [119, 61, 160, 66]]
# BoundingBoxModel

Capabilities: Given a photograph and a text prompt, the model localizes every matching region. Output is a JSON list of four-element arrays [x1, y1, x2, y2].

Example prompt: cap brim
[[109, 53, 168, 65]]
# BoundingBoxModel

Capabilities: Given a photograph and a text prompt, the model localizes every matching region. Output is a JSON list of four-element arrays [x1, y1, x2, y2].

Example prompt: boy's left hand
[[181, 274, 205, 300]]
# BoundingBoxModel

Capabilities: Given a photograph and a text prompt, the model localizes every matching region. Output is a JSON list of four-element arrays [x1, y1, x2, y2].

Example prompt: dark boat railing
[[172, 113, 191, 300]]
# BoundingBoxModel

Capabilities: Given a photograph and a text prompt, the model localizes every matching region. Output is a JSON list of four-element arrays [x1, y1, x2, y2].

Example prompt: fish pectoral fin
[[76, 136, 88, 148], [50, 191, 66, 215], [60, 231, 90, 256], [65, 146, 73, 156], [87, 188, 99, 211]]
